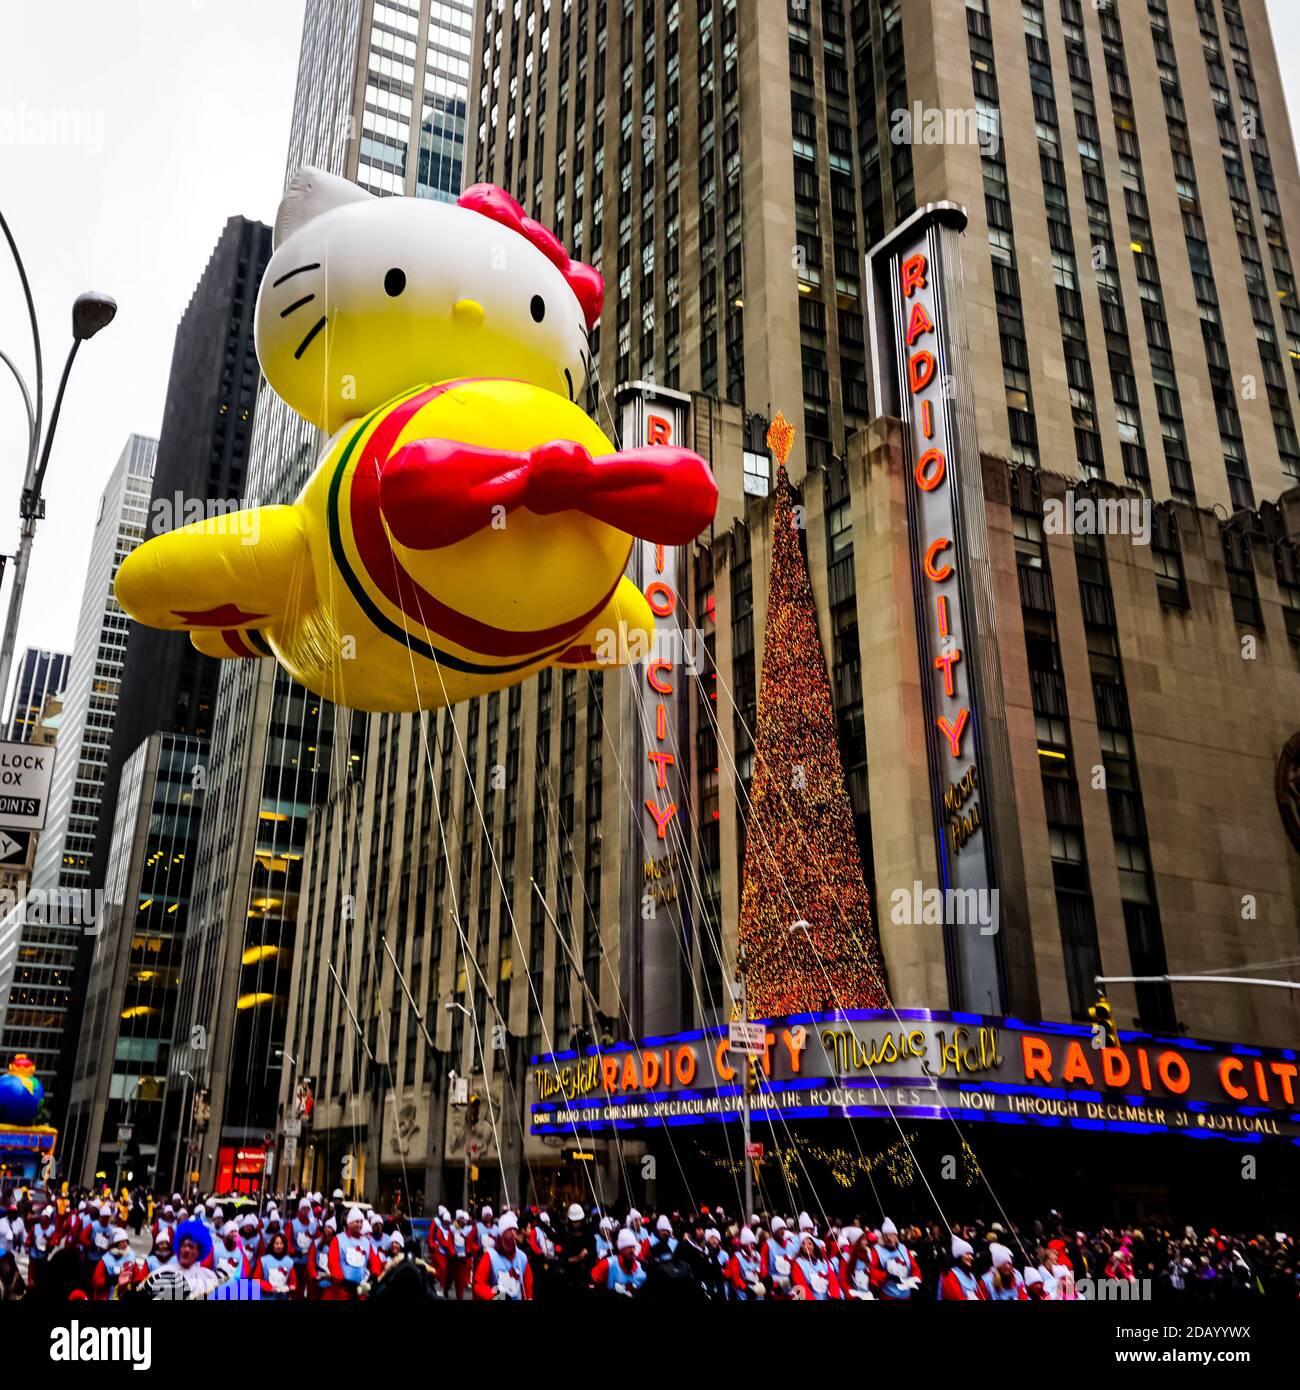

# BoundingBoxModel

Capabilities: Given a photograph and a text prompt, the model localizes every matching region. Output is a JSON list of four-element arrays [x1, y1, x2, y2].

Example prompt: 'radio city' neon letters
[[643, 412, 681, 841], [902, 252, 969, 766]]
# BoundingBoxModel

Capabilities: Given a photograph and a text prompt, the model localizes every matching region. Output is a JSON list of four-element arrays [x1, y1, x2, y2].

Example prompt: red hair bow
[[457, 183, 603, 330]]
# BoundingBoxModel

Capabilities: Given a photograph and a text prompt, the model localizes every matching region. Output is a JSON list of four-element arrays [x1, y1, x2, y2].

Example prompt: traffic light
[[1088, 992, 1119, 1049], [745, 1057, 758, 1097], [467, 1092, 481, 1127]]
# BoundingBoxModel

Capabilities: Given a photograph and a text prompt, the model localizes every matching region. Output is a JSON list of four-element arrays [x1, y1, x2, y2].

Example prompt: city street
[[0, 0, 1298, 1367]]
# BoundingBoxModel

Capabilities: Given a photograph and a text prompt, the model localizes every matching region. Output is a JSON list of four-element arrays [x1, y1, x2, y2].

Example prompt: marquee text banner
[[528, 1010, 1300, 1143]]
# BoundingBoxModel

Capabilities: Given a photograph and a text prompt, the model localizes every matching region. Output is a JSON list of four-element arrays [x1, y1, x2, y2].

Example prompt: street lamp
[[0, 207, 116, 715]]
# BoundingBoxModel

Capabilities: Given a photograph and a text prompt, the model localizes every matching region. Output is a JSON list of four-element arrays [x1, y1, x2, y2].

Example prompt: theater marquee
[[529, 1010, 1300, 1143]]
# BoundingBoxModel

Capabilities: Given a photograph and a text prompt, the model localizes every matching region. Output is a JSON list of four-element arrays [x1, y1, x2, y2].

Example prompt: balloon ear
[[274, 167, 373, 248]]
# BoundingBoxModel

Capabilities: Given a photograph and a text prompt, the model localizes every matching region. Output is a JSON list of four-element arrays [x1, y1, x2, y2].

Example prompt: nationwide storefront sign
[[617, 381, 696, 1037], [528, 1010, 1300, 1144]]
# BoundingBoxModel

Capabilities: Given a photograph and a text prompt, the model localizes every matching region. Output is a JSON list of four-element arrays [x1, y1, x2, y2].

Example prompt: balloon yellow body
[[114, 379, 655, 712], [113, 170, 715, 712]]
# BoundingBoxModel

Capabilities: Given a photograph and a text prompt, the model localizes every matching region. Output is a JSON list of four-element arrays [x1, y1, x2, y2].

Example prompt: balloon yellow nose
[[452, 298, 485, 328]]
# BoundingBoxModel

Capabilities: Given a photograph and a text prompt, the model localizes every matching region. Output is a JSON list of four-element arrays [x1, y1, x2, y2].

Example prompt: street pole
[[0, 329, 90, 714], [738, 946, 753, 1223], [449, 1066, 470, 1212], [463, 1113, 471, 1213], [1096, 973, 1300, 991], [0, 208, 115, 712]]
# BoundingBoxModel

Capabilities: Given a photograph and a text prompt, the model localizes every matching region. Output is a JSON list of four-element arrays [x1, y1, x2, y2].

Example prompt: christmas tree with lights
[[737, 414, 889, 1017]]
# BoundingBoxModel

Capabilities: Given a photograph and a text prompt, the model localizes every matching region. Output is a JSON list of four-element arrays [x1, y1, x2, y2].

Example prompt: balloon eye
[[384, 268, 406, 296], [530, 294, 545, 322]]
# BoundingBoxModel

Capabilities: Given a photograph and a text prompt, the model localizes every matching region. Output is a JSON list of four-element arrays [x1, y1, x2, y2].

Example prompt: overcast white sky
[[0, 0, 1297, 690]]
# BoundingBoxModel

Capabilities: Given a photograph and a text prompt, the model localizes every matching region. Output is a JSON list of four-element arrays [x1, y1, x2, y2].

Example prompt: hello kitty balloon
[[115, 170, 717, 711]]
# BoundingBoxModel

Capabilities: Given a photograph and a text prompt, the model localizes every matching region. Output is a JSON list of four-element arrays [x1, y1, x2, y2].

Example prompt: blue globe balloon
[[0, 1070, 41, 1125]]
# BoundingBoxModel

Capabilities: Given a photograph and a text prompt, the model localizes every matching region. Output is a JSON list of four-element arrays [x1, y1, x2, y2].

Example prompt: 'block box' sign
[[0, 740, 56, 831]]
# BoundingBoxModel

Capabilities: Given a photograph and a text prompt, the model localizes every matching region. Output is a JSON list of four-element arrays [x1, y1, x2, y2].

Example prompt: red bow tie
[[377, 436, 717, 551]]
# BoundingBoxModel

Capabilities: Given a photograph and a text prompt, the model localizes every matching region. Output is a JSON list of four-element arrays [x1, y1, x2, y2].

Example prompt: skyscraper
[[3, 648, 69, 744], [0, 435, 156, 1090], [465, 0, 1299, 507], [171, 0, 476, 1193], [64, 732, 207, 1187]]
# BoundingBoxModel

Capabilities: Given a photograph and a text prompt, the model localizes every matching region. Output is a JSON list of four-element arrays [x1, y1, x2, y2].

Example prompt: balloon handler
[[115, 173, 718, 713]]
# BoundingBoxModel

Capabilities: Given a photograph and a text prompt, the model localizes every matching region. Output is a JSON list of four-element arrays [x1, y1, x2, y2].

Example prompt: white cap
[[567, 1203, 585, 1222], [705, 1228, 721, 1242], [842, 1226, 863, 1246], [332, 1189, 344, 1199], [455, 1210, 469, 1222], [989, 1243, 1014, 1268], [110, 1227, 129, 1243], [498, 1212, 519, 1233], [298, 1197, 312, 1210], [617, 1228, 637, 1251], [656, 1215, 672, 1234], [390, 1231, 405, 1248], [100, 1203, 114, 1217], [771, 1217, 787, 1233], [162, 1205, 174, 1215], [540, 1212, 550, 1226], [438, 1206, 450, 1221], [1024, 1266, 1043, 1286], [627, 1208, 642, 1224], [798, 1212, 814, 1232], [346, 1207, 364, 1226], [952, 1236, 974, 1259], [481, 1205, 493, 1220], [240, 1214, 257, 1227], [324, 1218, 337, 1231], [599, 1216, 614, 1232], [370, 1213, 383, 1226], [739, 1227, 756, 1246], [221, 1220, 239, 1237]]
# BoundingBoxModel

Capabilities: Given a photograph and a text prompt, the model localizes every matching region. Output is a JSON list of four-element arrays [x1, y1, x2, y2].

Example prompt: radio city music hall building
[[274, 0, 1300, 1221]]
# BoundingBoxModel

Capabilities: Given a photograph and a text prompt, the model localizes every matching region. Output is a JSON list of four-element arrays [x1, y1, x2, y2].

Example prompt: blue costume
[[481, 1245, 530, 1300], [259, 1251, 297, 1298], [604, 1257, 647, 1292]]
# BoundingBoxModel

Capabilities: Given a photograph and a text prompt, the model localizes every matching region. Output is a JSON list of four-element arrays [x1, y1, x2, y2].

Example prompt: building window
[[1222, 530, 1263, 628]]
